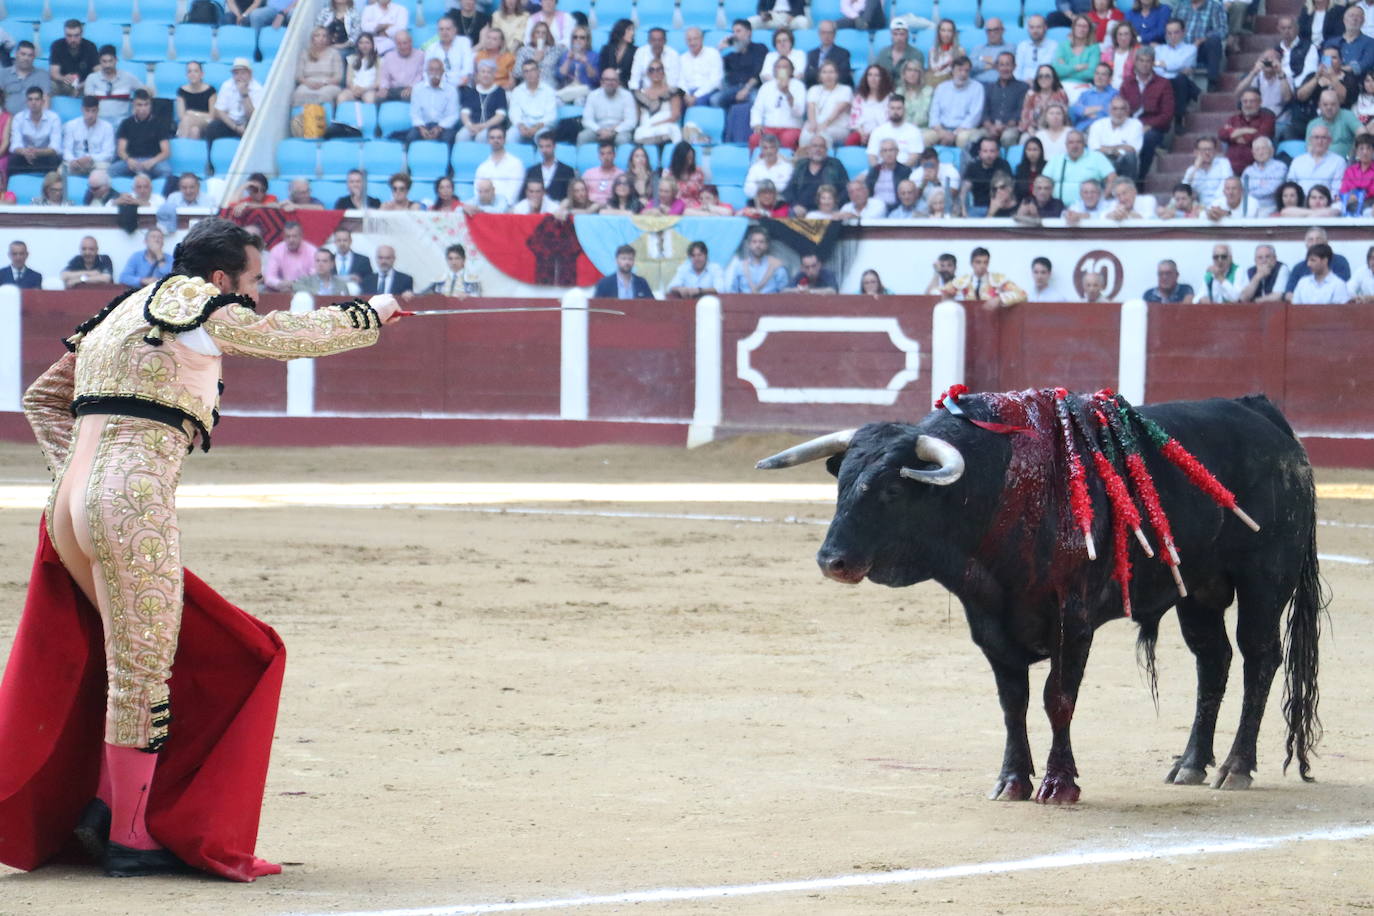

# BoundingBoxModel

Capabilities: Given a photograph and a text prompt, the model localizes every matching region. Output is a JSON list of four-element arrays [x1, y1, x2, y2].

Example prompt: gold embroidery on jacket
[[203, 304, 380, 359]]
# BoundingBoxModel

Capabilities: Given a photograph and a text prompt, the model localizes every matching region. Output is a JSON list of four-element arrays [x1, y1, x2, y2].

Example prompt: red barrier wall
[[587, 298, 695, 422], [970, 302, 1121, 394]]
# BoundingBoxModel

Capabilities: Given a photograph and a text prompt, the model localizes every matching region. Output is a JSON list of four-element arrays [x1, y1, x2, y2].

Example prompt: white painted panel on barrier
[[286, 292, 316, 417], [0, 286, 22, 413], [560, 288, 589, 421], [930, 299, 966, 408], [688, 295, 722, 448], [736, 316, 920, 405], [1118, 298, 1148, 404]]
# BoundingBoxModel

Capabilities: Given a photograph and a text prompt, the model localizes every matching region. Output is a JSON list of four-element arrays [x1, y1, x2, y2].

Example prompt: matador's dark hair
[[171, 218, 262, 284]]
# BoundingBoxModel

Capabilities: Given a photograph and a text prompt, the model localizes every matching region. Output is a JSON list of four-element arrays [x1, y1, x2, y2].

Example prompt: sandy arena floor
[[1, 438, 1372, 916]]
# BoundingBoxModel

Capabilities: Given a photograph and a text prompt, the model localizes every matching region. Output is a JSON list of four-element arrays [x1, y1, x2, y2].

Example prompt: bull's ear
[[825, 453, 844, 478]]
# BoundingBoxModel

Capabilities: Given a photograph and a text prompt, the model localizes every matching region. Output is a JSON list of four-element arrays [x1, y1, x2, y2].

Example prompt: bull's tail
[[1283, 516, 1327, 781], [1135, 616, 1161, 712]]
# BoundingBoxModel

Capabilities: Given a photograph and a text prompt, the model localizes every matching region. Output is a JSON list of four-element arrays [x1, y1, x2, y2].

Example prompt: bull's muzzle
[[817, 549, 869, 584]]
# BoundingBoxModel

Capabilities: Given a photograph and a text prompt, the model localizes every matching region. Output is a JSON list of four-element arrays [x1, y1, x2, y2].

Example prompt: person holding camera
[[1236, 50, 1293, 132]]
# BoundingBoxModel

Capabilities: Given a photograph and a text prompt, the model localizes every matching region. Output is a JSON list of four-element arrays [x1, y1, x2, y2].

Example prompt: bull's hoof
[[1165, 764, 1208, 785], [1034, 774, 1081, 805], [1213, 769, 1254, 791], [988, 774, 1033, 801]]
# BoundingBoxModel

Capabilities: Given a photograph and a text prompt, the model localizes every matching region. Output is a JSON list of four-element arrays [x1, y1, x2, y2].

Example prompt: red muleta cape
[[0, 521, 285, 881]]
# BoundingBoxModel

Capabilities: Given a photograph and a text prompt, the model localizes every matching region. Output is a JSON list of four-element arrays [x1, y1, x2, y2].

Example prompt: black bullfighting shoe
[[104, 842, 193, 878], [73, 798, 112, 862]]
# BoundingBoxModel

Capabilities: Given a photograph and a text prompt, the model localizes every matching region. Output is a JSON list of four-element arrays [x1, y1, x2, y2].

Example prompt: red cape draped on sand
[[0, 521, 286, 882]]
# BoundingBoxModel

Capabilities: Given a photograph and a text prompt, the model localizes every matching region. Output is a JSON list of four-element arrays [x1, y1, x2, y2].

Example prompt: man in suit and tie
[[0, 240, 42, 288], [592, 244, 654, 299], [331, 228, 372, 287], [804, 20, 853, 87], [362, 245, 414, 296], [424, 243, 483, 296], [293, 249, 353, 295], [521, 134, 576, 203]]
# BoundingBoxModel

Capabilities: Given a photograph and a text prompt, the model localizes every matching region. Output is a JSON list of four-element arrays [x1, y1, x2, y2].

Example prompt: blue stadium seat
[[1002, 25, 1027, 46], [704, 29, 729, 48], [410, 23, 436, 48], [637, 3, 675, 29], [50, 93, 82, 121], [575, 142, 600, 171], [98, 0, 136, 23], [791, 29, 819, 52], [555, 141, 577, 164], [454, 182, 474, 200], [377, 100, 410, 138], [257, 25, 284, 58], [686, 105, 724, 144], [708, 145, 749, 185], [510, 142, 538, 167], [50, 0, 92, 22], [152, 59, 185, 93], [944, 2, 979, 26], [834, 30, 870, 65], [319, 139, 362, 179], [110, 175, 134, 194], [277, 138, 320, 177], [172, 23, 214, 60], [362, 139, 405, 175], [809, 0, 843, 22], [65, 174, 88, 202], [593, 0, 633, 29], [267, 177, 291, 198], [721, 0, 753, 26], [3, 0, 44, 22], [38, 20, 67, 49], [591, 27, 609, 49], [556, 103, 581, 121], [679, 0, 719, 30], [129, 21, 172, 62], [215, 25, 256, 62], [367, 179, 389, 200], [1005, 143, 1023, 170], [313, 179, 346, 204], [0, 20, 35, 44], [836, 145, 868, 177], [979, 0, 1023, 27], [170, 137, 208, 173], [1277, 139, 1307, 160], [136, 0, 178, 22], [934, 144, 960, 165], [450, 141, 488, 176], [332, 100, 378, 136], [8, 174, 43, 204], [202, 60, 231, 85], [209, 136, 239, 172], [615, 142, 658, 169], [717, 184, 746, 210], [83, 21, 124, 51], [407, 140, 449, 180]]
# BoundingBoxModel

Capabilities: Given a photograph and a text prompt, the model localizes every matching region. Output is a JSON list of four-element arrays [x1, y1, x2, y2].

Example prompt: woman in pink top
[[664, 141, 706, 208], [1339, 134, 1374, 209]]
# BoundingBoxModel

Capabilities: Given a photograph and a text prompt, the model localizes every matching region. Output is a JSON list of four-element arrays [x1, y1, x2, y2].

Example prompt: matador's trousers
[[48, 414, 188, 751]]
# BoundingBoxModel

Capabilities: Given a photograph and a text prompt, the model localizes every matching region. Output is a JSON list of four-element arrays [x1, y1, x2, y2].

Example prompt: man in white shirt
[[1064, 177, 1113, 223], [1205, 175, 1261, 219], [62, 94, 115, 175], [1086, 96, 1143, 179], [523, 0, 574, 46], [82, 44, 144, 127], [1291, 243, 1350, 304], [205, 58, 264, 143], [1286, 125, 1346, 193], [679, 27, 723, 107], [1198, 243, 1243, 303], [1015, 15, 1058, 83], [667, 240, 726, 298], [1238, 244, 1291, 302], [424, 14, 474, 87], [577, 68, 637, 145], [1349, 244, 1374, 302], [743, 132, 793, 198], [508, 59, 558, 142], [1180, 135, 1233, 203], [407, 58, 460, 145], [1155, 18, 1200, 119], [462, 178, 510, 214], [839, 178, 887, 218], [1274, 16, 1315, 86], [630, 27, 681, 89], [1104, 177, 1157, 221], [866, 95, 923, 167], [1026, 256, 1069, 301], [361, 0, 409, 56], [8, 85, 63, 174], [473, 125, 525, 201], [925, 57, 986, 150], [510, 177, 557, 214], [1080, 271, 1108, 303]]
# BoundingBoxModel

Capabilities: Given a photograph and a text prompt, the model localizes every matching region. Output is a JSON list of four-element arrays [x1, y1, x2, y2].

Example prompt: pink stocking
[[104, 743, 163, 850]]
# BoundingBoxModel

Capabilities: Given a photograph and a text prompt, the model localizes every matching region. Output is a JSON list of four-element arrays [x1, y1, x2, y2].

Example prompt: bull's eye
[[879, 480, 906, 503]]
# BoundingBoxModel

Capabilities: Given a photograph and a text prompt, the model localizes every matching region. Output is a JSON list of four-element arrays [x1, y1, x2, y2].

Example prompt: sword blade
[[401, 307, 627, 317]]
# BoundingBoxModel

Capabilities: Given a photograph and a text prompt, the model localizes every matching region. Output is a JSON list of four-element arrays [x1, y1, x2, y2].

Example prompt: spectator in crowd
[[800, 60, 853, 148], [961, 136, 1011, 217], [1179, 135, 1233, 201], [784, 252, 838, 293], [752, 0, 808, 31], [1127, 0, 1171, 44], [1035, 101, 1073, 160], [1288, 123, 1346, 191], [1120, 45, 1174, 177], [0, 239, 40, 287], [452, 0, 490, 47], [508, 58, 557, 142], [1358, 68, 1374, 127], [1235, 51, 1293, 136], [227, 171, 277, 215], [511, 177, 556, 213], [1298, 0, 1344, 45], [206, 59, 263, 143], [1273, 16, 1310, 88], [380, 170, 423, 210], [1014, 135, 1048, 198], [579, 68, 637, 144], [425, 243, 482, 297], [246, 0, 299, 36], [523, 133, 574, 202], [1218, 87, 1276, 175], [464, 176, 510, 213], [280, 177, 324, 211], [175, 60, 217, 139], [362, 245, 413, 295], [972, 18, 1013, 84], [681, 27, 724, 106], [1102, 21, 1140, 91], [62, 95, 115, 176], [645, 173, 683, 214], [924, 253, 958, 293], [1307, 88, 1362, 157], [60, 236, 114, 287], [361, 0, 408, 56], [379, 31, 424, 102], [516, 21, 560, 88], [1021, 65, 1069, 139], [1284, 226, 1352, 298], [667, 240, 726, 298], [840, 177, 887, 217], [866, 94, 921, 165], [716, 19, 768, 109], [1045, 129, 1115, 205], [1143, 258, 1194, 302], [1065, 176, 1113, 222], [34, 169, 68, 205], [600, 174, 642, 214], [836, 0, 886, 30], [48, 20, 98, 97], [110, 170, 162, 208], [525, 0, 573, 46], [849, 64, 892, 145], [1342, 133, 1374, 206], [742, 178, 790, 216], [337, 32, 380, 105], [686, 184, 735, 215], [630, 26, 680, 89], [926, 56, 985, 149], [1088, 0, 1126, 41], [330, 227, 372, 286], [1026, 255, 1069, 301], [783, 134, 849, 215], [1021, 173, 1067, 217], [805, 183, 843, 218], [1015, 15, 1059, 83], [1348, 244, 1374, 303], [157, 173, 204, 232], [864, 137, 910, 208], [1196, 243, 1243, 302], [593, 244, 654, 299], [1292, 47, 1353, 133], [1080, 270, 1108, 303], [110, 90, 170, 179], [887, 177, 923, 217], [597, 18, 635, 87], [859, 268, 889, 295], [1326, 6, 1374, 81], [475, 125, 525, 201], [1238, 244, 1290, 302], [474, 26, 517, 89], [317, 0, 362, 52], [458, 59, 508, 141], [84, 45, 143, 126], [665, 141, 707, 208], [0, 42, 46, 115], [556, 24, 598, 103], [1053, 15, 1099, 92], [1176, 0, 1227, 86], [748, 57, 803, 149], [429, 13, 475, 87], [9, 86, 62, 174], [1290, 242, 1350, 303], [405, 58, 460, 145], [491, 0, 530, 52], [581, 139, 622, 204], [262, 221, 317, 291], [117, 227, 172, 288], [726, 227, 788, 293], [985, 174, 1019, 216], [1206, 174, 1263, 217], [805, 20, 852, 88], [941, 245, 1027, 309], [1156, 181, 1203, 218], [1243, 135, 1287, 214], [913, 145, 960, 197], [1087, 95, 1143, 178], [1156, 18, 1200, 121], [293, 27, 344, 106], [898, 60, 934, 132], [332, 168, 380, 210], [982, 52, 1028, 147], [926, 19, 964, 87], [1272, 179, 1323, 215], [293, 248, 350, 295], [874, 20, 922, 82]]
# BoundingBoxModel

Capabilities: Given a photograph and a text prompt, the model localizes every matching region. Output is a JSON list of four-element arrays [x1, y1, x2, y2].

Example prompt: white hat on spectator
[[231, 57, 253, 71]]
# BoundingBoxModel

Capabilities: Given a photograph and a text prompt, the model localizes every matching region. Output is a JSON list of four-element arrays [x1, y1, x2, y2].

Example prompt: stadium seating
[[313, 179, 347, 204], [209, 136, 240, 173], [717, 185, 746, 210], [65, 174, 88, 202], [83, 21, 125, 51], [129, 21, 172, 62], [215, 26, 257, 63], [407, 141, 450, 181], [333, 100, 379, 137], [172, 23, 214, 61], [979, 0, 1024, 27], [3, 0, 44, 22], [8, 174, 43, 203], [377, 101, 411, 139], [97, 0, 137, 23], [836, 145, 869, 177], [791, 29, 820, 52], [686, 105, 724, 145], [362, 139, 406, 177], [834, 30, 871, 66], [258, 25, 284, 59], [202, 60, 231, 85], [319, 139, 363, 179], [679, 0, 719, 30], [49, 0, 92, 22], [135, 0, 179, 22], [708, 146, 749, 186], [450, 141, 488, 175], [152, 59, 187, 94], [277, 138, 320, 178], [809, 0, 844, 22], [721, 0, 753, 26], [592, 0, 633, 29], [38, 19, 68, 48], [50, 93, 82, 121], [636, 2, 675, 29], [170, 137, 209, 173]]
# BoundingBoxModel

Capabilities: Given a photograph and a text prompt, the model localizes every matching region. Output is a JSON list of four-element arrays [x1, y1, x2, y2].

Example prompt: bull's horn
[[898, 435, 965, 486], [756, 429, 857, 469]]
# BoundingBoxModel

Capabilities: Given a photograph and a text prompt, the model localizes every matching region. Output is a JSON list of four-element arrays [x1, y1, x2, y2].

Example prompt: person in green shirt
[[1305, 88, 1362, 159]]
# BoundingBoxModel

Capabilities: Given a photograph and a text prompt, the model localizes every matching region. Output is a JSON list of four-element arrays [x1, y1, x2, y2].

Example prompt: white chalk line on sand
[[286, 822, 1374, 916]]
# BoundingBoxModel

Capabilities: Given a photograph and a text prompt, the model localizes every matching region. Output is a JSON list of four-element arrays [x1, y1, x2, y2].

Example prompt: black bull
[[758, 394, 1324, 804]]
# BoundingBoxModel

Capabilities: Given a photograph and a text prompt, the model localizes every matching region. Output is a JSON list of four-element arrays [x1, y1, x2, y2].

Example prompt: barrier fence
[[2, 287, 1372, 466]]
